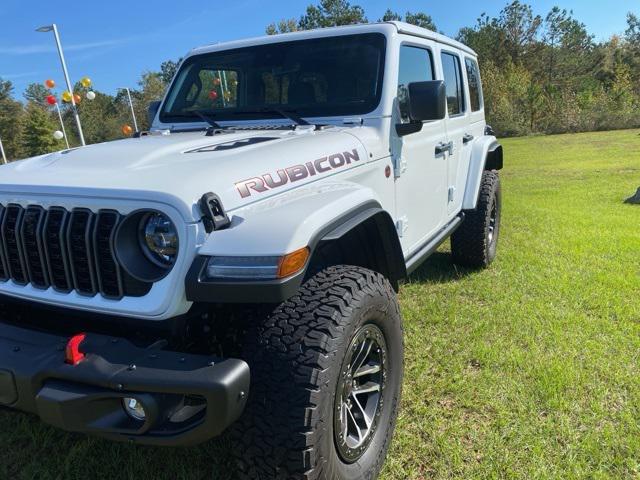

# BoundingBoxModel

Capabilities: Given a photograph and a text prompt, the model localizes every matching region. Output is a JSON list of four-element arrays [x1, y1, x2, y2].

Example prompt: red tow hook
[[65, 333, 87, 365]]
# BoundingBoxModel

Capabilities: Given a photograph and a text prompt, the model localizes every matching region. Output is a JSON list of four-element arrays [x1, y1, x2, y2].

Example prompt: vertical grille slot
[[1, 204, 27, 284], [43, 207, 72, 292], [0, 205, 7, 281], [93, 210, 123, 299], [21, 206, 49, 289], [66, 209, 97, 296]]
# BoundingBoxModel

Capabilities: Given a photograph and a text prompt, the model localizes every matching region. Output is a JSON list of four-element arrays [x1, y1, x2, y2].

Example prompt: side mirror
[[396, 80, 447, 136], [147, 100, 162, 126]]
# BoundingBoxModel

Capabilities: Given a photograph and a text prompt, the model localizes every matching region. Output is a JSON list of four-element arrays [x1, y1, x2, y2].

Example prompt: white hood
[[0, 127, 369, 221]]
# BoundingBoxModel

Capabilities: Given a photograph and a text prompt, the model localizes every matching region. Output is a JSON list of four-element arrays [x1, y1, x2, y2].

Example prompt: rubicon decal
[[235, 149, 361, 198]]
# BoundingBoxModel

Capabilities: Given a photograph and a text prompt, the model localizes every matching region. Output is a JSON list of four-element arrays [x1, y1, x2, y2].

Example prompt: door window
[[397, 46, 434, 123], [465, 58, 483, 112], [441, 52, 465, 116]]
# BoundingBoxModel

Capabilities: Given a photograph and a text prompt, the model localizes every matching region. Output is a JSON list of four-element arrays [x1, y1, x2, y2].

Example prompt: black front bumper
[[0, 322, 249, 446]]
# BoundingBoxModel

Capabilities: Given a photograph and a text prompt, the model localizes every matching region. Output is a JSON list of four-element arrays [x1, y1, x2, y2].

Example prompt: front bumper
[[0, 322, 249, 446]]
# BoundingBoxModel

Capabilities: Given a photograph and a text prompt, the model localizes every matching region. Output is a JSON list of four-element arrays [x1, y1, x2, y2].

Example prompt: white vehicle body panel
[[0, 22, 495, 321]]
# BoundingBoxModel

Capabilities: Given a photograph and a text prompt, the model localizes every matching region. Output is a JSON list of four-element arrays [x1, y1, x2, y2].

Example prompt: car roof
[[188, 21, 477, 58]]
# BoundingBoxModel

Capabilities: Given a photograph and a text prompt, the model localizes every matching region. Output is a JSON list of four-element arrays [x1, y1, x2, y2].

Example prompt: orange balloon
[[45, 79, 55, 89], [121, 124, 133, 136], [73, 94, 81, 104]]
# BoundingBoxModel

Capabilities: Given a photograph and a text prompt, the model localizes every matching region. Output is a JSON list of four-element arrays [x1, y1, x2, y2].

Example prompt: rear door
[[439, 50, 470, 215], [393, 43, 448, 256]]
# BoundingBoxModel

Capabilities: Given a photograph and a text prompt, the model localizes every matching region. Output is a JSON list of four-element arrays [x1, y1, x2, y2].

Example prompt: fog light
[[123, 397, 146, 421]]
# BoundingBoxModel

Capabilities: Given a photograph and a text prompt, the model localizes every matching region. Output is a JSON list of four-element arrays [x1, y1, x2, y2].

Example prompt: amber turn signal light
[[277, 247, 310, 279]]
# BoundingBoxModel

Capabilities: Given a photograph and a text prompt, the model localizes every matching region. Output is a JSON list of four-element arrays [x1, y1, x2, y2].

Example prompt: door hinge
[[448, 187, 456, 203], [394, 155, 407, 178], [396, 216, 409, 237]]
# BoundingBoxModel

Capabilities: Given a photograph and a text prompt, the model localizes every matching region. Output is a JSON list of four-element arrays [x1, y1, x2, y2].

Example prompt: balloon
[[80, 77, 92, 88], [213, 77, 221, 86], [86, 91, 96, 100], [121, 124, 133, 136], [45, 79, 55, 89], [53, 130, 64, 140], [62, 91, 72, 103], [73, 94, 81, 104], [46, 95, 57, 106], [208, 90, 218, 100]]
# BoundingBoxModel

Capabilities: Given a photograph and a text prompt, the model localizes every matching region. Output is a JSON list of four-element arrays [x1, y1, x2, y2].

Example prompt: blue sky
[[0, 0, 637, 100]]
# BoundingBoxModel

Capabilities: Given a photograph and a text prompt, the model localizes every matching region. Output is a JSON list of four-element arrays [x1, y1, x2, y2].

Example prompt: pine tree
[[21, 103, 62, 157]]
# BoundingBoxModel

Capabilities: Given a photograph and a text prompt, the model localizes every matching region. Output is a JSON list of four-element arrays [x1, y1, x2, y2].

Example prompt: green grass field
[[2, 129, 639, 479]]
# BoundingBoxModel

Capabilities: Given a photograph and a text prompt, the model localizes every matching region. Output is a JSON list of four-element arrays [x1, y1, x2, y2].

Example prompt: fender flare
[[312, 205, 407, 290], [462, 136, 503, 210], [187, 183, 405, 302]]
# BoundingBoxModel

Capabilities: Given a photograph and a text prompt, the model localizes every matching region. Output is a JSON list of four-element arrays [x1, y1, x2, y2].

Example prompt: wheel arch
[[462, 136, 503, 211], [307, 206, 406, 291]]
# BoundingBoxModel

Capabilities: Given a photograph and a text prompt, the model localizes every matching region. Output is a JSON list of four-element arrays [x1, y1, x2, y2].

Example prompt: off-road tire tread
[[231, 265, 401, 480], [451, 170, 501, 268]]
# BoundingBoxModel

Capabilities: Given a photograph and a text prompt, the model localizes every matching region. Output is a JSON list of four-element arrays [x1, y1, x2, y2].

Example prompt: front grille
[[0, 204, 150, 299]]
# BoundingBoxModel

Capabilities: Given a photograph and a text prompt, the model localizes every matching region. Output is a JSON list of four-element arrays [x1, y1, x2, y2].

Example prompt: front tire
[[451, 170, 502, 268], [232, 265, 403, 480]]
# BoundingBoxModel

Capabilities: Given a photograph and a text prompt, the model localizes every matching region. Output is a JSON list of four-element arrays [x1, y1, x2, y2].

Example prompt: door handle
[[435, 141, 453, 156], [463, 134, 474, 144]]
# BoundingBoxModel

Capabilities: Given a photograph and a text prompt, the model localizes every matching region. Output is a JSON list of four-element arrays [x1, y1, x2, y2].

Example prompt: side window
[[441, 52, 465, 116], [397, 46, 434, 123], [465, 58, 483, 112]]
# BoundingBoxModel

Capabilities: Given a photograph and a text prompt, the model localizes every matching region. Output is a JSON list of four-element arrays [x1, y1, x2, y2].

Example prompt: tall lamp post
[[0, 137, 7, 165], [118, 87, 139, 132], [36, 24, 85, 146]]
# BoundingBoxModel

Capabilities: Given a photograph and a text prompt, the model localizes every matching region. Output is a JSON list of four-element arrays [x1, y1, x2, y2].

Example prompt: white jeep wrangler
[[0, 22, 503, 480]]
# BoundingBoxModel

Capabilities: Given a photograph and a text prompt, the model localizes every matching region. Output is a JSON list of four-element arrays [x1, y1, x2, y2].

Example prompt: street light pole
[[36, 24, 85, 146], [119, 87, 139, 132], [54, 103, 70, 149], [0, 137, 7, 165]]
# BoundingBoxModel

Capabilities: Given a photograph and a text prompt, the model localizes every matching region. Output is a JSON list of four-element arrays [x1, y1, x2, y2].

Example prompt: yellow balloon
[[62, 91, 72, 103], [81, 77, 92, 88]]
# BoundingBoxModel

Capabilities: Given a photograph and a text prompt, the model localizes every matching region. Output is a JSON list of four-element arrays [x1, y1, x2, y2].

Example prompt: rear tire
[[232, 265, 403, 480], [451, 170, 502, 268]]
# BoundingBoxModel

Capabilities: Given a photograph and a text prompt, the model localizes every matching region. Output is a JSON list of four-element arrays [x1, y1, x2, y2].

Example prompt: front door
[[392, 43, 448, 257]]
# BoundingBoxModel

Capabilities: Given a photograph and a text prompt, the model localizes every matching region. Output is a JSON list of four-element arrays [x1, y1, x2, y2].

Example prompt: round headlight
[[140, 212, 178, 267]]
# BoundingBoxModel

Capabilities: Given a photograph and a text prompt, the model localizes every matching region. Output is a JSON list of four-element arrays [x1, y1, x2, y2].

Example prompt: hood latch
[[199, 192, 231, 233]]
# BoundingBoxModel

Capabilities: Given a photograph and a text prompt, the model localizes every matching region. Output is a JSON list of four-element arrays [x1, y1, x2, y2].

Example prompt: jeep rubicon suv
[[0, 22, 503, 479]]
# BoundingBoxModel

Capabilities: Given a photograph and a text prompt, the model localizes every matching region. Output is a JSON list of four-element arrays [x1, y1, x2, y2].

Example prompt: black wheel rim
[[488, 199, 498, 245], [334, 324, 387, 463]]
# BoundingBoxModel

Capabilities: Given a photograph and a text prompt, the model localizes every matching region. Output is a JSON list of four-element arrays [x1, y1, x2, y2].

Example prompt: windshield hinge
[[343, 117, 364, 125]]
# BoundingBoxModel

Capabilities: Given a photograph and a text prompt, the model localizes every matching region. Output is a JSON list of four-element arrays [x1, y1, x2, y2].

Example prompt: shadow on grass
[[408, 252, 475, 285], [0, 410, 238, 480]]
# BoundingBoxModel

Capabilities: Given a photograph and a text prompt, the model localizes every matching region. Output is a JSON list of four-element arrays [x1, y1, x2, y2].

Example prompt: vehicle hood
[[0, 127, 369, 221]]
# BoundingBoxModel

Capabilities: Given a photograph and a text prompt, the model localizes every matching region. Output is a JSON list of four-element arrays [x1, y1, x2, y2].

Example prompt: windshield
[[160, 33, 386, 124]]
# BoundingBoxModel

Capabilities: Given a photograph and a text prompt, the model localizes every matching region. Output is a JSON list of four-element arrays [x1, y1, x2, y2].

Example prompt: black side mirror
[[396, 80, 447, 136], [147, 101, 162, 126]]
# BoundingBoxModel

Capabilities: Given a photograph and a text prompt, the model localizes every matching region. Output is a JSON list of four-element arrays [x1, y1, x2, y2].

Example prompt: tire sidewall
[[320, 276, 404, 480], [486, 174, 502, 263]]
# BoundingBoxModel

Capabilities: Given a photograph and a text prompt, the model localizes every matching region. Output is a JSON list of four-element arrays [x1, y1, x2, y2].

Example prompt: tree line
[[0, 0, 638, 162]]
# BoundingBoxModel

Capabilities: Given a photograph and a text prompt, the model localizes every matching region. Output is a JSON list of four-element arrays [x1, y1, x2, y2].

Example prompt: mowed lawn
[[1, 129, 639, 479]]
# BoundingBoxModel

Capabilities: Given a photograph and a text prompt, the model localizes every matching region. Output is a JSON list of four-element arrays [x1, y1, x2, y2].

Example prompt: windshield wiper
[[193, 110, 224, 130], [233, 108, 311, 126]]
